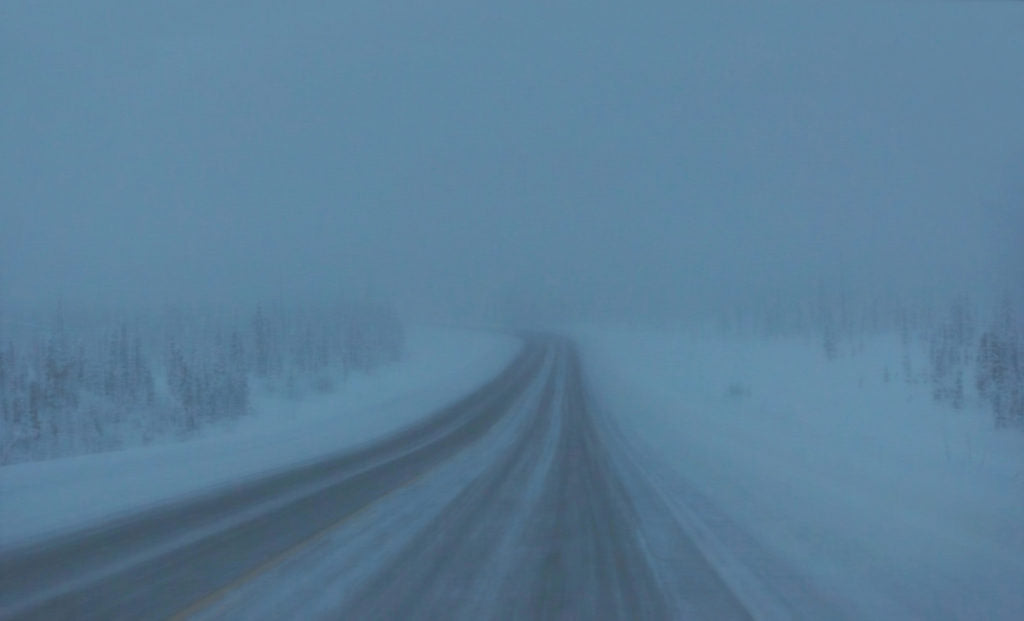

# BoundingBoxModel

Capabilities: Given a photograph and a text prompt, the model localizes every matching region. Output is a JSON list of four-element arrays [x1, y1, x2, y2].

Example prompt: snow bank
[[578, 328, 1024, 620], [0, 328, 519, 549]]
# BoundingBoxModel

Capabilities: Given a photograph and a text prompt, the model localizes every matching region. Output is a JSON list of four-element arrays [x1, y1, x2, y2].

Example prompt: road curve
[[1, 337, 751, 620]]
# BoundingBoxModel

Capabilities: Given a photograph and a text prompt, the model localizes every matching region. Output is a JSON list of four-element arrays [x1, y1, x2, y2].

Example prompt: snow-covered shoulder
[[0, 328, 519, 549], [576, 327, 1024, 620]]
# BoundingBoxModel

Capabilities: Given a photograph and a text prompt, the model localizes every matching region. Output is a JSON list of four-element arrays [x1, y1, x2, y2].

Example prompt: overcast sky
[[2, 1, 1022, 320]]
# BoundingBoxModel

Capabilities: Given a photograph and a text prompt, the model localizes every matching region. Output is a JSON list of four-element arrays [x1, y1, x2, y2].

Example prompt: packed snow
[[578, 328, 1024, 620], [0, 328, 518, 549], [190, 352, 559, 620]]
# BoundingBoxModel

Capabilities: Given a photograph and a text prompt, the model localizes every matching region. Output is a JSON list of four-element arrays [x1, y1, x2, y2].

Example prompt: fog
[[3, 1, 1022, 322]]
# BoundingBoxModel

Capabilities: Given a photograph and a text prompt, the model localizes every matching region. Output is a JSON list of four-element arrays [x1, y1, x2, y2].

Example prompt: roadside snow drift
[[0, 328, 519, 549], [579, 329, 1024, 620]]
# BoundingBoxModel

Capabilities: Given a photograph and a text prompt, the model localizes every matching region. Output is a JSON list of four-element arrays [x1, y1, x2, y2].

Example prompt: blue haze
[[2, 2, 1022, 320]]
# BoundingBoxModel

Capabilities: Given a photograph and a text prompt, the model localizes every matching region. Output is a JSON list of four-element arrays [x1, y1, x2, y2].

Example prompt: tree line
[[714, 289, 1023, 430], [0, 301, 404, 464]]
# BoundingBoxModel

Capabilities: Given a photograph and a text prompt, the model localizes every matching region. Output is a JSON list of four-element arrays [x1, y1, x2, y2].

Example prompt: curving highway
[[1, 337, 751, 620]]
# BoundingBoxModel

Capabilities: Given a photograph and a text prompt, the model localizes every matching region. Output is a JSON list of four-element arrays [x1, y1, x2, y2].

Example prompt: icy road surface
[[0, 337, 752, 620]]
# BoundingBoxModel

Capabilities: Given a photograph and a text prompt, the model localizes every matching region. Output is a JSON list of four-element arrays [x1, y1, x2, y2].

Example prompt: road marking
[[172, 349, 550, 619], [169, 466, 437, 620]]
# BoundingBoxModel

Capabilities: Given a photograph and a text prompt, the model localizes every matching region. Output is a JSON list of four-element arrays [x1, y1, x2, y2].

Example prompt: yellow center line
[[172, 351, 548, 619], [168, 466, 437, 620]]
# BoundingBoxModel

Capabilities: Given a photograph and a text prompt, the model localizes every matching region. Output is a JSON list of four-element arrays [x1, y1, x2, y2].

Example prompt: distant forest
[[0, 301, 404, 464], [715, 290, 1023, 431]]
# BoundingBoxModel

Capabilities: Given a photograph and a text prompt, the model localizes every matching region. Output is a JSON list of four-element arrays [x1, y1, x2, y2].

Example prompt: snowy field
[[0, 328, 519, 549], [579, 329, 1024, 620]]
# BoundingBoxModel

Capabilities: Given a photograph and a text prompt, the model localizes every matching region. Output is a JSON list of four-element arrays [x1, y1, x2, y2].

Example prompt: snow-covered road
[[8, 329, 1019, 619], [191, 338, 750, 620], [1, 337, 752, 620]]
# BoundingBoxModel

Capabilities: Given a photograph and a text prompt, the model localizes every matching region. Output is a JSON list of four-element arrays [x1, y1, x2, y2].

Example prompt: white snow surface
[[578, 328, 1024, 620], [0, 328, 519, 550]]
